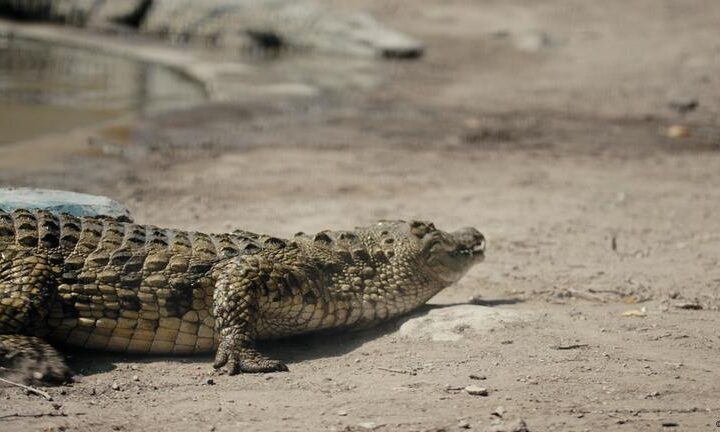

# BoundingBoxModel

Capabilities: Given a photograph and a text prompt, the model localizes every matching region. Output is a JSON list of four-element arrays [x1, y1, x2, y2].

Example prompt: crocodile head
[[415, 222, 485, 284], [375, 220, 485, 285], [275, 3, 424, 59]]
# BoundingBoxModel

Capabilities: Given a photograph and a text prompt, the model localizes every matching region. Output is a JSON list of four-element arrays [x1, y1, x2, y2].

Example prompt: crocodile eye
[[421, 232, 444, 253]]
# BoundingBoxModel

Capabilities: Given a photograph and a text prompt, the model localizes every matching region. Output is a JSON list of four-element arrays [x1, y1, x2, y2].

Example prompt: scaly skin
[[0, 208, 484, 382]]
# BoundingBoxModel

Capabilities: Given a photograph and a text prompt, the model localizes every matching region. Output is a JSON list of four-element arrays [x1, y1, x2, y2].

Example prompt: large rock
[[0, 187, 133, 221], [398, 304, 528, 342]]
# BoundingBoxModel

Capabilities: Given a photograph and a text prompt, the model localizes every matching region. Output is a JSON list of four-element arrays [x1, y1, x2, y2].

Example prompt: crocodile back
[[0, 208, 265, 353], [0, 208, 263, 264]]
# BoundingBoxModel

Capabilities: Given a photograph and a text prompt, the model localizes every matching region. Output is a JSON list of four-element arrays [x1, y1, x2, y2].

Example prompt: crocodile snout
[[453, 227, 486, 259]]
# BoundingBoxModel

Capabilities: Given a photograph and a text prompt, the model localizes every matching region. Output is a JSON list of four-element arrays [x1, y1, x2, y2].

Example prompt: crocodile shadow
[[64, 298, 523, 377], [265, 298, 524, 364]]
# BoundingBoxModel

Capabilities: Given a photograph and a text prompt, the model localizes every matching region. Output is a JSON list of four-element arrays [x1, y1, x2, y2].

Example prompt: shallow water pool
[[0, 35, 205, 144]]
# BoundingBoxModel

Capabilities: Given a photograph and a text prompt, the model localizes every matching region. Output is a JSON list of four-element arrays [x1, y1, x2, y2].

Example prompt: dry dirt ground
[[1, 1, 720, 431]]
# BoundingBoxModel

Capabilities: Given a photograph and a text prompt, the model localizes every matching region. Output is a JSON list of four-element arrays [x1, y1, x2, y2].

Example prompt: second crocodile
[[0, 0, 424, 58]]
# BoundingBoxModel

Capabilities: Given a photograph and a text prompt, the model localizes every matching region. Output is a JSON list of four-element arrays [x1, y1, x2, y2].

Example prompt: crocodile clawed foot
[[213, 345, 288, 375], [0, 335, 72, 385]]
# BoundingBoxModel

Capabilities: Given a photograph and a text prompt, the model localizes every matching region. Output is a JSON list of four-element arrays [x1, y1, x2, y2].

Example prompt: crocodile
[[0, 0, 424, 58], [0, 209, 484, 382]]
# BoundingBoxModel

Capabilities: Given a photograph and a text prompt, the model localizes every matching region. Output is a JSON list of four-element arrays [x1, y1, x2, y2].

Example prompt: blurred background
[[0, 1, 719, 431]]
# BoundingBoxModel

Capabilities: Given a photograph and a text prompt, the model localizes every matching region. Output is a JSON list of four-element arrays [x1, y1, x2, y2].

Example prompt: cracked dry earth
[[1, 0, 720, 431]]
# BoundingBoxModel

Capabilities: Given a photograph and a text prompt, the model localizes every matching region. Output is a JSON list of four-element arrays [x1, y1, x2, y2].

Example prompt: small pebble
[[132, 375, 139, 382], [206, 378, 215, 386], [111, 382, 120, 391], [338, 410, 348, 416], [666, 125, 690, 139], [457, 419, 470, 429], [492, 406, 505, 417], [469, 374, 486, 380], [661, 421, 679, 427], [506, 419, 530, 432], [465, 385, 489, 396]]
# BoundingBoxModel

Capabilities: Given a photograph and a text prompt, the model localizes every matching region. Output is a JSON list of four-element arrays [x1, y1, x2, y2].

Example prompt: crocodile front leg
[[0, 248, 70, 383], [212, 259, 288, 374]]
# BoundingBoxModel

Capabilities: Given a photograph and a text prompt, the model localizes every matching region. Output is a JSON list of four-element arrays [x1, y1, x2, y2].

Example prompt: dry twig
[[0, 377, 53, 401]]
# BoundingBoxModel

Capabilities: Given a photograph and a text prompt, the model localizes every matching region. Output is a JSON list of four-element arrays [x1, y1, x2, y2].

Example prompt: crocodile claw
[[213, 345, 288, 375]]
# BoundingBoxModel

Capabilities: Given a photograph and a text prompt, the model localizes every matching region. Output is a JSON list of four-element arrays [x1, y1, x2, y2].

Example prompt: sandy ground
[[1, 1, 720, 431]]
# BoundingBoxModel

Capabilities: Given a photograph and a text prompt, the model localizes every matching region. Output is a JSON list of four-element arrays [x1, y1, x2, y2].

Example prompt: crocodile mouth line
[[455, 242, 485, 258]]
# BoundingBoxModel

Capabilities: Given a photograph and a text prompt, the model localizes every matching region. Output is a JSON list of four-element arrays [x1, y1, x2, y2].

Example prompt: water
[[0, 35, 206, 144]]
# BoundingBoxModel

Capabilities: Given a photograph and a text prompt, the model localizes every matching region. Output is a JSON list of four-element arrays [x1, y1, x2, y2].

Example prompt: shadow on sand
[[64, 297, 523, 378]]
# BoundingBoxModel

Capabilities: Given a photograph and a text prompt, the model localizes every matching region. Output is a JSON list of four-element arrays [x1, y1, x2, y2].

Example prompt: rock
[[515, 30, 554, 52], [620, 308, 647, 318], [666, 125, 690, 139], [398, 305, 529, 342], [0, 188, 133, 221], [357, 422, 379, 430], [465, 386, 489, 396], [487, 419, 530, 432], [111, 382, 120, 391], [132, 375, 140, 382], [206, 378, 215, 385], [457, 420, 471, 429]]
